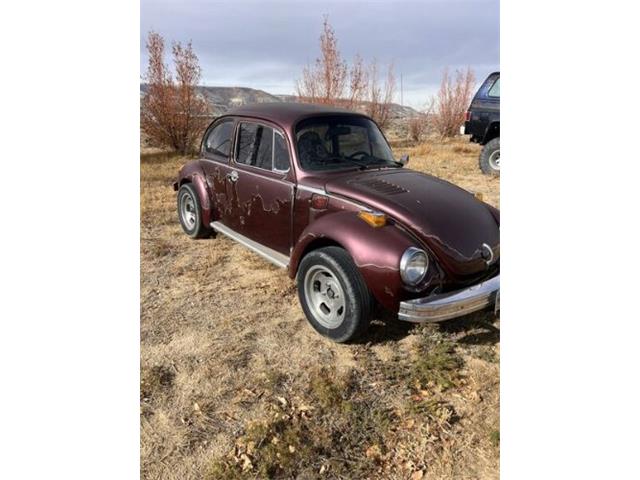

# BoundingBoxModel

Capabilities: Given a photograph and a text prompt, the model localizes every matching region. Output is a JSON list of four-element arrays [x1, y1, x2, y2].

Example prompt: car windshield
[[295, 116, 398, 171]]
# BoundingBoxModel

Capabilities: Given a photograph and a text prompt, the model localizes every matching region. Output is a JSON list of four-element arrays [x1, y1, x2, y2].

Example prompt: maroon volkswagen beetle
[[174, 103, 500, 342]]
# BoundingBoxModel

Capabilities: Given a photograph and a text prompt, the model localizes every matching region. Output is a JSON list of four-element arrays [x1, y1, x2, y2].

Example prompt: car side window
[[236, 122, 290, 172], [488, 78, 500, 98], [204, 120, 234, 157]]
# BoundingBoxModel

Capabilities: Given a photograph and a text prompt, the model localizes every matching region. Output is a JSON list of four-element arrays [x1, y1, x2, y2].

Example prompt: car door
[[228, 120, 294, 256], [199, 117, 239, 229]]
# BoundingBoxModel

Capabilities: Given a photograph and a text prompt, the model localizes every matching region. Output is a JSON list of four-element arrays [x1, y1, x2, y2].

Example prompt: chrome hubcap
[[489, 149, 500, 170], [303, 266, 346, 329], [180, 192, 197, 229]]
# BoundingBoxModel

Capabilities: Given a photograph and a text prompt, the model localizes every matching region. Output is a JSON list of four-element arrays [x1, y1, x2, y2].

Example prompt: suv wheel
[[177, 183, 211, 238], [297, 246, 373, 343], [479, 137, 500, 176]]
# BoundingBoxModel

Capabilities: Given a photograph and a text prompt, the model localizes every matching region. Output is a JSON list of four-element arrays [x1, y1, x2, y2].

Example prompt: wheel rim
[[180, 191, 197, 230], [489, 149, 500, 170], [303, 265, 346, 329]]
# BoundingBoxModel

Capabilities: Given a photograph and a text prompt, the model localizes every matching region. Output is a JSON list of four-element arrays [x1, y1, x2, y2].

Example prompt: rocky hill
[[140, 84, 422, 119], [276, 94, 421, 120]]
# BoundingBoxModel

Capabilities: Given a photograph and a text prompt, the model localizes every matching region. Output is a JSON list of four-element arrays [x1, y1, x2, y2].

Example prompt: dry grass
[[391, 136, 499, 208], [140, 135, 499, 479]]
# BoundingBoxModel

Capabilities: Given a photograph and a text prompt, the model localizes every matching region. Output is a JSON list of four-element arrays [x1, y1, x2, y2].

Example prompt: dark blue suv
[[463, 72, 500, 176]]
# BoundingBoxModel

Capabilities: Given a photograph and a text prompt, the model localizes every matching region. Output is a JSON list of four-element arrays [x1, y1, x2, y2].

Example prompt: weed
[[490, 429, 500, 447], [412, 333, 463, 391], [206, 366, 398, 478], [140, 365, 175, 400], [144, 238, 173, 258], [452, 144, 476, 154], [262, 370, 288, 392], [307, 366, 353, 410]]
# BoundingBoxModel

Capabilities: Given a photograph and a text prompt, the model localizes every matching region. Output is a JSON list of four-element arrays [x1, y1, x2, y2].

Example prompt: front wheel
[[479, 137, 500, 176], [297, 247, 373, 343]]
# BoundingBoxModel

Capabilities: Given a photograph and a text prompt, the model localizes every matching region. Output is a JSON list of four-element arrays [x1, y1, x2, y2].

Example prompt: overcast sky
[[140, 0, 499, 109]]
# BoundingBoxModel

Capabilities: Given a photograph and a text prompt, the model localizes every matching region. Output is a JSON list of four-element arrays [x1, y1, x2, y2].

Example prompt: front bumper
[[398, 274, 500, 323]]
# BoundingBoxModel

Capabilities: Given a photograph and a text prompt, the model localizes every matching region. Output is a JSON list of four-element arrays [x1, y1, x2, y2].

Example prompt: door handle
[[226, 170, 239, 182]]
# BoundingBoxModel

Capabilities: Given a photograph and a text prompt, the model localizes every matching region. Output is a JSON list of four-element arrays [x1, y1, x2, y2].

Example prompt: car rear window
[[204, 119, 234, 157]]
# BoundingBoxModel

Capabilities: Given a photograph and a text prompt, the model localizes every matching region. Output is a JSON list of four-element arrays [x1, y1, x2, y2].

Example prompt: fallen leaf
[[240, 453, 253, 472], [365, 444, 382, 461]]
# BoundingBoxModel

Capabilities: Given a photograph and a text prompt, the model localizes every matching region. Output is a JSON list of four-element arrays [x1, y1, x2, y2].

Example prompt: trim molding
[[210, 221, 289, 269], [296, 184, 326, 195]]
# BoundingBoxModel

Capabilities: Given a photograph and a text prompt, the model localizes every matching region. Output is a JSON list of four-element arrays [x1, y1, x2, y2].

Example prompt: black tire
[[479, 137, 500, 176], [177, 183, 211, 239], [296, 246, 374, 343]]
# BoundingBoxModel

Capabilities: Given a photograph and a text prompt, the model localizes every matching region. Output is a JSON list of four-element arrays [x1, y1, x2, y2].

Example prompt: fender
[[482, 120, 500, 144], [174, 160, 214, 226], [289, 210, 420, 312]]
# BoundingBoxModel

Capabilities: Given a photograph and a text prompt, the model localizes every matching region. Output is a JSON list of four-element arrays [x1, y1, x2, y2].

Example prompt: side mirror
[[399, 154, 410, 166]]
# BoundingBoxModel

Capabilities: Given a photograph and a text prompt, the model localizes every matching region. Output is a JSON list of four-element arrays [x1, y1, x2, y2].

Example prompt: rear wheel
[[479, 137, 500, 176], [297, 247, 373, 343], [177, 183, 211, 238]]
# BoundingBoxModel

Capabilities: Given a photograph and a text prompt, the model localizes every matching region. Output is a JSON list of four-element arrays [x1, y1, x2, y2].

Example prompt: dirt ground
[[140, 135, 500, 479]]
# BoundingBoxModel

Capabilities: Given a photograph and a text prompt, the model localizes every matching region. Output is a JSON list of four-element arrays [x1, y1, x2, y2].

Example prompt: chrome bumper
[[398, 274, 500, 323]]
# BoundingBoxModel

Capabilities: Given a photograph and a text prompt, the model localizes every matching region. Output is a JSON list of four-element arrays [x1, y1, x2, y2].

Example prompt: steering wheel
[[348, 151, 370, 159]]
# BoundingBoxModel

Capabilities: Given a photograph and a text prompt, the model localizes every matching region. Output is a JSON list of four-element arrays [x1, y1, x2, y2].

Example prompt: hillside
[[140, 84, 422, 119], [276, 94, 422, 119]]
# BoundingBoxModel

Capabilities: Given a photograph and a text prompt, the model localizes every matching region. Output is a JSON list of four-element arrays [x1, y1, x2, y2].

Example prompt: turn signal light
[[358, 210, 387, 228]]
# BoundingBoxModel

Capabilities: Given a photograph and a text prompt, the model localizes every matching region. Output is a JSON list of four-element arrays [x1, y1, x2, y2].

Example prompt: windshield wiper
[[364, 155, 403, 168], [328, 156, 369, 170]]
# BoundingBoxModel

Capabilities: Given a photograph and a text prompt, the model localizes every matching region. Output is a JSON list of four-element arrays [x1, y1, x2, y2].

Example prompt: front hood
[[324, 169, 500, 277]]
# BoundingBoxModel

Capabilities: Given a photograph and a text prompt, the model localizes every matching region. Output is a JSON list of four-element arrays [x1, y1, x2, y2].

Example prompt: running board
[[210, 221, 289, 269]]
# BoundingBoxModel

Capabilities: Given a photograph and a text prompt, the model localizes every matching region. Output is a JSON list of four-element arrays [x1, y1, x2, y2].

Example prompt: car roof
[[222, 102, 367, 130]]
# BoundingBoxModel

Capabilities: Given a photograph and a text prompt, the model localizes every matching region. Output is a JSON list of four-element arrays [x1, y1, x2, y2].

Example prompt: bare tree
[[431, 67, 475, 137], [366, 60, 396, 129], [296, 17, 349, 106], [141, 31, 210, 154], [347, 54, 368, 109], [297, 17, 391, 115], [408, 116, 426, 142]]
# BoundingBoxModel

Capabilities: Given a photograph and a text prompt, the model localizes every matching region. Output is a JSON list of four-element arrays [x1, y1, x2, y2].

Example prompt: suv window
[[236, 122, 290, 172], [204, 120, 234, 157], [488, 78, 500, 98]]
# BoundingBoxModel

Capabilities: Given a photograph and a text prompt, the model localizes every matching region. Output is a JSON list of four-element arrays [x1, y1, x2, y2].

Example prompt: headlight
[[400, 247, 429, 286]]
